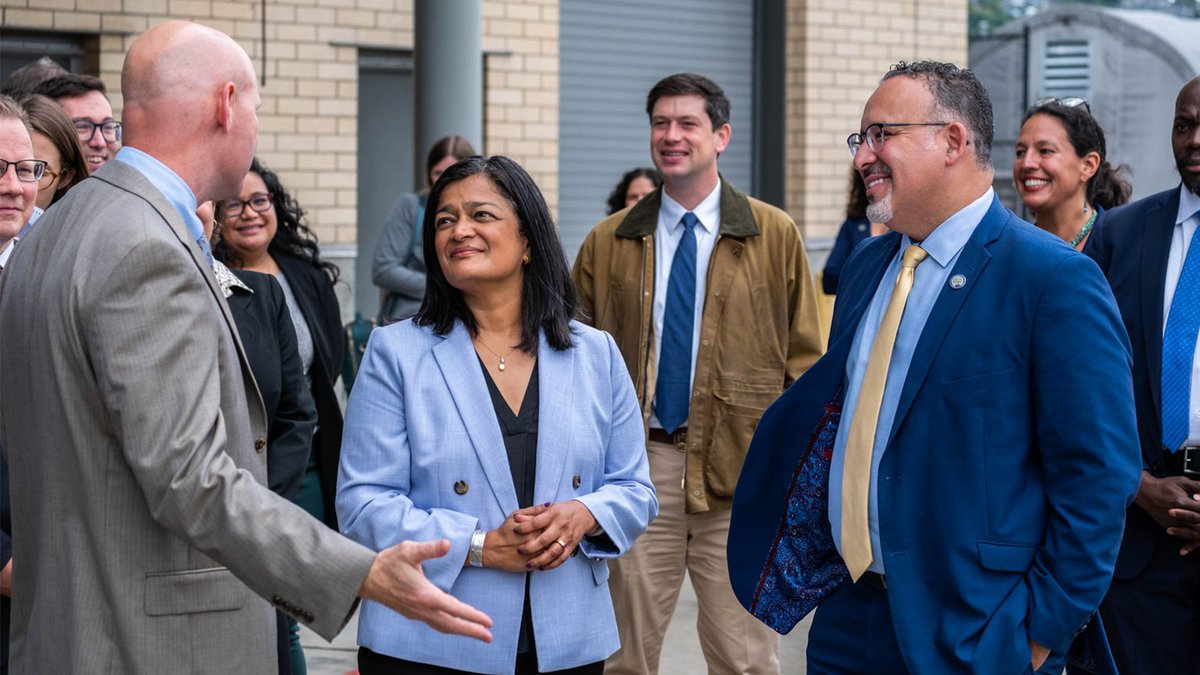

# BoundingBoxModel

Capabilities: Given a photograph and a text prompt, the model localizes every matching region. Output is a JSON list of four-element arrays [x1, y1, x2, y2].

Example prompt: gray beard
[[866, 197, 893, 224]]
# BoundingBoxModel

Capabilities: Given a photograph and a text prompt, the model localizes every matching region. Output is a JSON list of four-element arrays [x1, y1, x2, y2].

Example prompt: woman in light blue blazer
[[337, 155, 658, 675]]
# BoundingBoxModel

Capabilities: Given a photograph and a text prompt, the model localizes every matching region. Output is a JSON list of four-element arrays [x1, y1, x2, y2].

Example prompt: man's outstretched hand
[[360, 540, 493, 642]]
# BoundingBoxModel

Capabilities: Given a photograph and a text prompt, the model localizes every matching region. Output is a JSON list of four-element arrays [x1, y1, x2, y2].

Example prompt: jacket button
[[454, 480, 469, 495], [572, 474, 582, 489], [254, 438, 266, 452]]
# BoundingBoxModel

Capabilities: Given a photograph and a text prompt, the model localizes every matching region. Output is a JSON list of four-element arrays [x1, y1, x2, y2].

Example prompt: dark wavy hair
[[213, 157, 340, 283], [646, 72, 730, 129], [845, 167, 867, 220], [414, 155, 577, 353], [32, 72, 108, 101], [606, 167, 661, 215], [882, 61, 994, 169], [1020, 101, 1132, 210]]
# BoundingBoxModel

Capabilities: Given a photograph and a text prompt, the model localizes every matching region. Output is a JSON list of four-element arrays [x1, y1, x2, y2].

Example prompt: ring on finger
[[554, 538, 568, 549]]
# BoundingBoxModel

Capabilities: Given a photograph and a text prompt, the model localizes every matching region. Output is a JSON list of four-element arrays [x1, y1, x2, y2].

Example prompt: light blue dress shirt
[[829, 188, 993, 574], [113, 147, 211, 265]]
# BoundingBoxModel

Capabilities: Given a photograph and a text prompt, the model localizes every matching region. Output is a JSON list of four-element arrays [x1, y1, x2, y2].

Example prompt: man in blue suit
[[728, 61, 1141, 674], [1085, 74, 1200, 675]]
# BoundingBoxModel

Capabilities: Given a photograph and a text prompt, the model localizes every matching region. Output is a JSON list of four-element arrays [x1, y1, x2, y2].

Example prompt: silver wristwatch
[[468, 529, 486, 568]]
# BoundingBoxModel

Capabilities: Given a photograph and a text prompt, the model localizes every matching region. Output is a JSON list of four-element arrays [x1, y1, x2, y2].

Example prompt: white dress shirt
[[650, 181, 722, 430]]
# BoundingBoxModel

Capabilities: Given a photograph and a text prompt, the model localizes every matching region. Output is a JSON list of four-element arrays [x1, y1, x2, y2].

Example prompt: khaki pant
[[606, 440, 780, 675]]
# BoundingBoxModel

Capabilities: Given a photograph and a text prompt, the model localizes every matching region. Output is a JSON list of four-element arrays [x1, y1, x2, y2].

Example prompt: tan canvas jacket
[[572, 179, 824, 513]]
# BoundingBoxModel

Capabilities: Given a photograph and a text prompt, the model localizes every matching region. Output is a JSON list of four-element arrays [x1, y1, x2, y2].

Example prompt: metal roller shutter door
[[559, 0, 755, 261]]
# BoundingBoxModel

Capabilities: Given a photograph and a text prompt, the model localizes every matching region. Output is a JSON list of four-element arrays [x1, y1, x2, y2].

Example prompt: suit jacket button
[[454, 480, 469, 495], [254, 437, 266, 452], [572, 474, 581, 489]]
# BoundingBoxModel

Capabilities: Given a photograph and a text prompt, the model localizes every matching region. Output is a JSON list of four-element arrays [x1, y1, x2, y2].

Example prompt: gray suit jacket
[[0, 159, 375, 674]]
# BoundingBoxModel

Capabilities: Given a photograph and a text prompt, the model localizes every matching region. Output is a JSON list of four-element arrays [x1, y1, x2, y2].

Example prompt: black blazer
[[274, 251, 345, 528], [228, 269, 317, 500], [1086, 186, 1181, 578]]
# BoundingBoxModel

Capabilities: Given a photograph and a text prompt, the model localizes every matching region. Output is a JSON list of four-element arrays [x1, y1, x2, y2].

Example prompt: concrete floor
[[301, 572, 812, 674]]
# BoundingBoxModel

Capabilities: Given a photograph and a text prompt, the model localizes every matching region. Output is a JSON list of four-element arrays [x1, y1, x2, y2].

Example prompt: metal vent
[[1041, 38, 1091, 99]]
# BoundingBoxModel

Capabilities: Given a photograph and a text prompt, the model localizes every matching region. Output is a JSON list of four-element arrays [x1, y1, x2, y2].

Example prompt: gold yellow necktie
[[841, 244, 928, 581]]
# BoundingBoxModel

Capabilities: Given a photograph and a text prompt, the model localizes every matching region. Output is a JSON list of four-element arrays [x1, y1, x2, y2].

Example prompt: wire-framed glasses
[[847, 122, 949, 157]]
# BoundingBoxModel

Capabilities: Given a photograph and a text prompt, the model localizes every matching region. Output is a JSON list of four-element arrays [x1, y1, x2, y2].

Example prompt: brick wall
[[0, 0, 560, 245], [785, 0, 969, 244]]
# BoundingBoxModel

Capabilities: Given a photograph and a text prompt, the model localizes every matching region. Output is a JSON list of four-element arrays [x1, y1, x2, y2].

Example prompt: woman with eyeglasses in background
[[214, 158, 346, 675], [17, 94, 88, 214], [1014, 97, 1131, 251]]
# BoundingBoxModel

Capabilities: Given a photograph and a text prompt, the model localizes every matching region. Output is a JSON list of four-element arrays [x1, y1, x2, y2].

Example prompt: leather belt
[[648, 427, 688, 449], [1163, 446, 1200, 478], [857, 571, 888, 590]]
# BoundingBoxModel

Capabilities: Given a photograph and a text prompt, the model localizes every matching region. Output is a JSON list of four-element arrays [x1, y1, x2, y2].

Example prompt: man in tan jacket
[[573, 72, 823, 675]]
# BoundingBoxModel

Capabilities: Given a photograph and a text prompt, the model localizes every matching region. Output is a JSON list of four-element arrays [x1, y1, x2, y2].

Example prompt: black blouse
[[479, 358, 539, 654], [480, 360, 539, 509]]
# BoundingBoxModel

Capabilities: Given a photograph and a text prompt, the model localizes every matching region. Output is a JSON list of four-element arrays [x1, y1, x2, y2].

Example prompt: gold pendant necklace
[[475, 338, 518, 372]]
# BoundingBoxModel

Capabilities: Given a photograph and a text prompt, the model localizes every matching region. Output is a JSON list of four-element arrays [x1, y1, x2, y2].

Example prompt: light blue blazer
[[337, 319, 657, 674]]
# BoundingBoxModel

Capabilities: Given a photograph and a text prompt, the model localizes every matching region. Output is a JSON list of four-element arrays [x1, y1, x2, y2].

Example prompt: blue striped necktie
[[655, 212, 699, 434], [1162, 214, 1200, 451]]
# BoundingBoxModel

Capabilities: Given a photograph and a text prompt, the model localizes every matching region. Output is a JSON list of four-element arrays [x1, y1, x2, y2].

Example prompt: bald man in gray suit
[[0, 22, 490, 674]]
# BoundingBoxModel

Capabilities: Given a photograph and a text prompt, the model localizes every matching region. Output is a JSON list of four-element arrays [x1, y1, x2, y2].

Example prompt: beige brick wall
[[482, 0, 559, 210], [1, 0, 559, 248], [785, 0, 968, 243], [3, 0, 971, 291]]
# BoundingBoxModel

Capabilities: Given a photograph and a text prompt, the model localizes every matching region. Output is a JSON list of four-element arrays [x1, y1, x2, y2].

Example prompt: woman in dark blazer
[[215, 159, 346, 534], [200, 200, 318, 675], [212, 163, 345, 675]]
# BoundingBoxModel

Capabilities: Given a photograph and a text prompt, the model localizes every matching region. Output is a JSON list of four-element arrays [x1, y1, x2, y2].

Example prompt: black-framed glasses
[[0, 158, 48, 183], [222, 193, 273, 221], [73, 119, 123, 143], [847, 122, 949, 157], [1032, 96, 1091, 114]]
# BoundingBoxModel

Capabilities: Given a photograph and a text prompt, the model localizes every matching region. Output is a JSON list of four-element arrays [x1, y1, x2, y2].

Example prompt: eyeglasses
[[37, 166, 61, 189], [0, 158, 48, 183], [1032, 96, 1091, 114], [73, 119, 123, 143], [222, 193, 273, 221], [847, 122, 949, 157]]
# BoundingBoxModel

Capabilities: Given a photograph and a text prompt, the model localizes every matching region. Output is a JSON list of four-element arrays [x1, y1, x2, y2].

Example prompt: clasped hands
[[481, 500, 598, 573], [1136, 471, 1200, 555]]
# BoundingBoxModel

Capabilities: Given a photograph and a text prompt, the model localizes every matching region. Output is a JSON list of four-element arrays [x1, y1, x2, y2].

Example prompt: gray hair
[[882, 61, 994, 169]]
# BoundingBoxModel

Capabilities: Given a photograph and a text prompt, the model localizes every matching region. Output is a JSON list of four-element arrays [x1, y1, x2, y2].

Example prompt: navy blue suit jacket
[[1085, 187, 1183, 579], [729, 196, 1141, 673]]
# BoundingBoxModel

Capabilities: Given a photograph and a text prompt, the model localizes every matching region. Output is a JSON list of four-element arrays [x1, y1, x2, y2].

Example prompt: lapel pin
[[949, 274, 966, 289]]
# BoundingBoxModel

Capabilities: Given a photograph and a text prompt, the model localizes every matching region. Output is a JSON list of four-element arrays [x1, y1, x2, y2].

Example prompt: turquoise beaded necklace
[[1069, 208, 1098, 249]]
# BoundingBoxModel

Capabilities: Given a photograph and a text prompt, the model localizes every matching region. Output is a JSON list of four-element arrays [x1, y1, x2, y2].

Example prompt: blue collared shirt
[[113, 147, 211, 266], [829, 188, 994, 574]]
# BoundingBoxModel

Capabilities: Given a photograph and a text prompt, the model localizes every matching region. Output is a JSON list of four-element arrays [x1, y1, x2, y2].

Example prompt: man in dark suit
[[1085, 74, 1200, 675], [727, 61, 1141, 674]]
